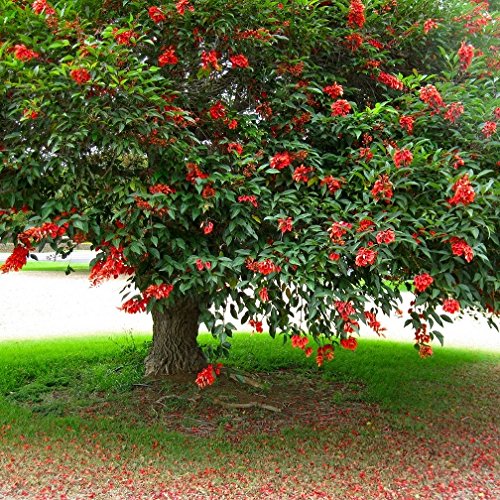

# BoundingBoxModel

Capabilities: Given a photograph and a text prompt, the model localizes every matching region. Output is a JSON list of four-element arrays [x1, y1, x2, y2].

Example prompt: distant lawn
[[0, 334, 498, 498], [21, 261, 90, 272]]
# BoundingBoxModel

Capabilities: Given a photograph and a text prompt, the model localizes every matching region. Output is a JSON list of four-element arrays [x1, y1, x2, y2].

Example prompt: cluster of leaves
[[0, 0, 498, 356]]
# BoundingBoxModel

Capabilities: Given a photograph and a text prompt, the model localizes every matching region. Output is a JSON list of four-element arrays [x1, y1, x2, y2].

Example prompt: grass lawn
[[21, 261, 90, 272], [0, 334, 498, 499]]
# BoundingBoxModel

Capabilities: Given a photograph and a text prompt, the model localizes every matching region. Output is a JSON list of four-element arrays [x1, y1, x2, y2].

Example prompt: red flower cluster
[[186, 163, 209, 183], [482, 121, 496, 138], [201, 221, 214, 235], [377, 72, 404, 91], [448, 174, 475, 206], [23, 109, 39, 120], [246, 258, 281, 275], [201, 184, 216, 198], [18, 222, 67, 246], [323, 83, 343, 99], [399, 115, 414, 134], [89, 246, 134, 286], [364, 311, 385, 335], [320, 176, 342, 194], [195, 258, 211, 271], [376, 229, 395, 244], [144, 283, 174, 300], [345, 33, 363, 51], [291, 334, 309, 350], [450, 237, 474, 262], [444, 102, 464, 123], [209, 101, 226, 120], [114, 30, 137, 46], [119, 297, 147, 314], [292, 165, 314, 183], [176, 0, 194, 15], [149, 184, 175, 195], [148, 6, 166, 23], [316, 344, 334, 367], [443, 298, 460, 314], [278, 217, 293, 233], [357, 219, 375, 232], [227, 142, 243, 155], [419, 344, 433, 358], [328, 252, 341, 261], [347, 0, 366, 29], [32, 0, 55, 15], [355, 247, 378, 267], [371, 174, 393, 201], [259, 287, 269, 302], [249, 319, 263, 333], [1, 245, 30, 273], [335, 300, 356, 321], [423, 19, 438, 33], [237, 195, 258, 208], [419, 84, 445, 110], [358, 147, 373, 162], [201, 50, 220, 71], [13, 44, 39, 61], [393, 148, 413, 168], [158, 47, 178, 66], [340, 337, 358, 350], [458, 41, 474, 70], [331, 99, 352, 116], [270, 151, 292, 170], [329, 221, 352, 245], [70, 68, 91, 85], [414, 273, 433, 293], [195, 363, 222, 389], [230, 54, 249, 68]]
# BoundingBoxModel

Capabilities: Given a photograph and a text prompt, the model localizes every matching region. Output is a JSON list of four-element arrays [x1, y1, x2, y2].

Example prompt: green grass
[[0, 334, 498, 498], [20, 261, 90, 272]]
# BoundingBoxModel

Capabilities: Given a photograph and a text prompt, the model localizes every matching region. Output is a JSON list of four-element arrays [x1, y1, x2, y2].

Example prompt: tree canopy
[[1, 0, 498, 379]]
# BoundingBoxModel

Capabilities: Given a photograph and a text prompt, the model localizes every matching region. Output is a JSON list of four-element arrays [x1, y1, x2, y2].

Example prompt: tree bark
[[144, 297, 207, 377]]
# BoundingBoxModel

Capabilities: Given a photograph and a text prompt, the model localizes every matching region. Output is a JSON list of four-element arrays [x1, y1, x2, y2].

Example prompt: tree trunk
[[144, 297, 207, 377]]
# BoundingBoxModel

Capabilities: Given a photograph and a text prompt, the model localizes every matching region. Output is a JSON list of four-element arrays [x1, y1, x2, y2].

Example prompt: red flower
[[246, 258, 281, 275], [347, 0, 365, 29], [144, 283, 174, 300], [331, 99, 352, 116], [359, 147, 373, 162], [209, 102, 226, 120], [340, 337, 358, 351], [201, 184, 216, 199], [186, 163, 209, 183], [377, 72, 404, 91], [355, 247, 378, 267], [329, 221, 352, 245], [149, 184, 176, 195], [292, 165, 314, 183], [195, 259, 211, 271], [448, 174, 475, 206], [323, 83, 343, 99], [316, 344, 334, 366], [399, 115, 414, 134], [32, 0, 55, 15], [259, 287, 269, 302], [371, 174, 393, 201], [414, 273, 433, 293], [291, 335, 309, 350], [13, 44, 39, 61], [23, 109, 39, 120], [227, 142, 243, 155], [357, 219, 375, 233], [278, 217, 293, 233], [120, 297, 147, 314], [419, 344, 433, 358], [249, 319, 263, 333], [482, 121, 496, 138], [376, 229, 395, 244], [114, 30, 137, 46], [443, 298, 460, 314], [89, 246, 134, 286], [321, 176, 342, 194], [195, 364, 222, 389], [444, 102, 464, 123], [201, 221, 214, 235], [393, 148, 413, 168], [176, 0, 194, 15], [238, 195, 258, 208], [201, 50, 220, 71], [364, 311, 385, 335], [423, 19, 438, 34], [458, 41, 474, 70], [148, 6, 166, 23], [419, 84, 445, 110], [1, 245, 30, 273], [70, 68, 91, 85], [230, 54, 249, 68], [158, 47, 178, 66], [227, 119, 238, 129], [328, 252, 341, 261], [270, 152, 292, 170], [450, 237, 474, 262], [345, 33, 363, 51]]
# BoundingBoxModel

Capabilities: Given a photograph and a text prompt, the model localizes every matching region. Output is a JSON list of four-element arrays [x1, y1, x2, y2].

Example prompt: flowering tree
[[1, 0, 498, 381]]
